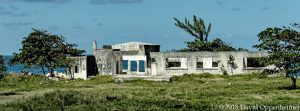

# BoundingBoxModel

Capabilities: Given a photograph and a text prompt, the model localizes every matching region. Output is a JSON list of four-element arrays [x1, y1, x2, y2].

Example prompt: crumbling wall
[[66, 56, 87, 80], [149, 51, 268, 76], [94, 49, 114, 75]]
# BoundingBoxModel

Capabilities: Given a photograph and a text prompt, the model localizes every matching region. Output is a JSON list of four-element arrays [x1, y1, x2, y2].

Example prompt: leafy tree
[[174, 15, 211, 42], [174, 15, 247, 52], [254, 24, 300, 89], [227, 55, 237, 74], [185, 38, 238, 51], [10, 29, 85, 76], [0, 55, 6, 74]]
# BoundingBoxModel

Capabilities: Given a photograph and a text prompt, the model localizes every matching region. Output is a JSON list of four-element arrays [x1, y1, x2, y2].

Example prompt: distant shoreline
[[3, 56, 65, 74]]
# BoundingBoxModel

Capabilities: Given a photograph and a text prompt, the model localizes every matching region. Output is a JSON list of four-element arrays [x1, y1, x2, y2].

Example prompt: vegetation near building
[[254, 23, 300, 89], [174, 15, 247, 52], [227, 55, 237, 74], [9, 29, 85, 76], [0, 73, 299, 110], [174, 15, 211, 42], [0, 55, 6, 74]]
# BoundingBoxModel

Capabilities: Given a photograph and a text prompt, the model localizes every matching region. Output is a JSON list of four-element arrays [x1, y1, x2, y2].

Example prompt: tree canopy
[[10, 29, 85, 76], [185, 38, 241, 51], [254, 24, 300, 89], [174, 15, 211, 42], [174, 15, 247, 52]]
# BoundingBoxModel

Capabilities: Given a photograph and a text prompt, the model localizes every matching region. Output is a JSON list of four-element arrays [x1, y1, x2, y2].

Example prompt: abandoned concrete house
[[67, 41, 268, 80]]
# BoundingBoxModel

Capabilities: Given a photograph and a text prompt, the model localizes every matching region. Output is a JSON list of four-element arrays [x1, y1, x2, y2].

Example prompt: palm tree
[[174, 15, 211, 41]]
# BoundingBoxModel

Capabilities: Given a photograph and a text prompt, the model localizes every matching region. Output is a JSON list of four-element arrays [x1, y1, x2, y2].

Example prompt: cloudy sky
[[0, 0, 299, 55]]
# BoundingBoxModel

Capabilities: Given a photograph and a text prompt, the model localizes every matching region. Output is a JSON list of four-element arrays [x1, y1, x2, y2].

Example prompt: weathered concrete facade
[[94, 41, 160, 76], [67, 55, 98, 80], [148, 51, 268, 76], [68, 41, 268, 79]]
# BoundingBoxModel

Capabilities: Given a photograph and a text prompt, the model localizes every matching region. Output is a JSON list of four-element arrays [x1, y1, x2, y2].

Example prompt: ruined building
[[67, 41, 268, 80]]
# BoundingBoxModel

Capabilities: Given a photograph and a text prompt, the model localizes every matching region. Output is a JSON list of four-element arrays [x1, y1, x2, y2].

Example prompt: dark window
[[122, 60, 128, 70], [151, 58, 156, 62], [212, 62, 219, 67], [167, 62, 181, 68], [247, 57, 266, 67], [131, 61, 137, 71], [166, 58, 185, 68], [75, 66, 78, 73], [139, 60, 145, 72], [197, 62, 203, 68]]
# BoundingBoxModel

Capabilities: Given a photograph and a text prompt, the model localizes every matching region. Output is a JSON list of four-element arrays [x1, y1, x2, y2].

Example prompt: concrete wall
[[122, 55, 147, 75], [112, 42, 153, 52], [67, 56, 88, 80], [91, 41, 269, 78], [94, 42, 160, 76], [94, 49, 122, 75], [149, 51, 268, 76]]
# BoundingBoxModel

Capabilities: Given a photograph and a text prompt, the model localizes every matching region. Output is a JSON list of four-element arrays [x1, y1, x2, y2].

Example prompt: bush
[[231, 72, 267, 79], [88, 75, 114, 84], [0, 74, 56, 91], [9, 90, 86, 110], [170, 73, 214, 82], [125, 78, 147, 83], [124, 78, 152, 84], [221, 72, 268, 81], [0, 74, 4, 80], [0, 74, 47, 82], [243, 72, 267, 79]]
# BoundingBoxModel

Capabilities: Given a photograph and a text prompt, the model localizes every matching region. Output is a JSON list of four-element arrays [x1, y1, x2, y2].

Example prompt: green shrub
[[5, 89, 214, 110], [0, 74, 4, 80], [170, 73, 214, 82], [88, 75, 114, 84], [9, 90, 85, 110], [125, 78, 147, 83], [244, 72, 267, 79], [0, 74, 50, 90], [0, 74, 47, 82], [221, 72, 268, 81]]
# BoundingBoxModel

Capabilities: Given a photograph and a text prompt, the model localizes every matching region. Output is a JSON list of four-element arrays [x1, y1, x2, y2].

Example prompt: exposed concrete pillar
[[93, 40, 97, 50], [128, 60, 131, 75], [137, 60, 140, 74], [188, 56, 196, 74]]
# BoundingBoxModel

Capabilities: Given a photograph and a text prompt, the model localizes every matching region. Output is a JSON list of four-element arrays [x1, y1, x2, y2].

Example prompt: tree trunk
[[50, 68, 54, 77], [291, 77, 297, 89], [69, 68, 74, 80], [42, 66, 46, 76], [49, 62, 54, 77]]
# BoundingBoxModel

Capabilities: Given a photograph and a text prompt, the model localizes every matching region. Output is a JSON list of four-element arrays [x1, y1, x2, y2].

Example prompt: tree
[[227, 55, 237, 74], [254, 24, 300, 89], [174, 15, 247, 52], [174, 15, 211, 41], [0, 55, 6, 74], [185, 38, 238, 51], [10, 29, 85, 76]]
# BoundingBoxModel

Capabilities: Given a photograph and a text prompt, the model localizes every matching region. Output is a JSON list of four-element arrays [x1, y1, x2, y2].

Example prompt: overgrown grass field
[[0, 73, 299, 111]]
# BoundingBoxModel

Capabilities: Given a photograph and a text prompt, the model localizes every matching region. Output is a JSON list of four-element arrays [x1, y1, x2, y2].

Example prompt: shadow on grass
[[277, 86, 300, 90], [0, 92, 17, 96]]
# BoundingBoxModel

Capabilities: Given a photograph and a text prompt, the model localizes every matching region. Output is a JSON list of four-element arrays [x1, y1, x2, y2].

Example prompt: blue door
[[122, 60, 128, 74], [139, 60, 145, 72], [131, 61, 137, 72]]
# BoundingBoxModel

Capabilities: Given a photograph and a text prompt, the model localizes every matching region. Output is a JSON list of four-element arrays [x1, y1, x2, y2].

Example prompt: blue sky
[[0, 0, 299, 55]]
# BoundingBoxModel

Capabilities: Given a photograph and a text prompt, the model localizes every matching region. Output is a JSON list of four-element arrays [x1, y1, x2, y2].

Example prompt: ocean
[[4, 56, 65, 74]]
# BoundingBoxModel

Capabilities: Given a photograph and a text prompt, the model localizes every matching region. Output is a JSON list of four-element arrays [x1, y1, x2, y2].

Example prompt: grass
[[0, 73, 300, 110]]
